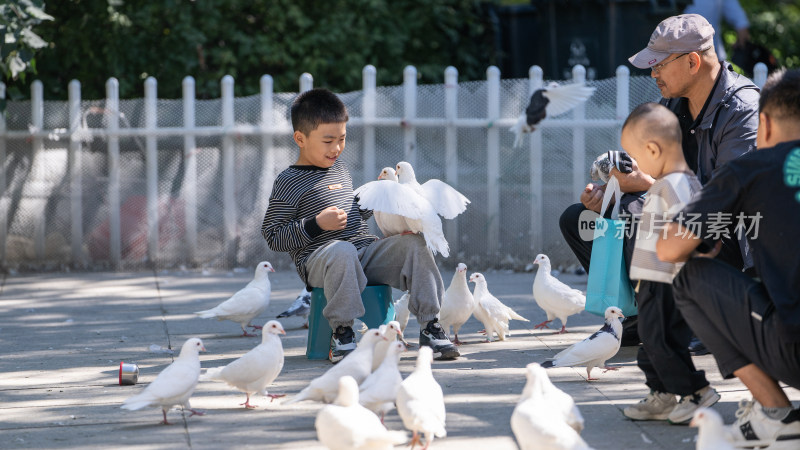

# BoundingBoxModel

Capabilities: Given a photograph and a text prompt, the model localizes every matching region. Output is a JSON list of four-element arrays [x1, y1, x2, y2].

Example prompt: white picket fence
[[0, 63, 769, 271]]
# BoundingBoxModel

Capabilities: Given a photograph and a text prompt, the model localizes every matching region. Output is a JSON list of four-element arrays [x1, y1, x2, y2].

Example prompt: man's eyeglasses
[[651, 53, 689, 74]]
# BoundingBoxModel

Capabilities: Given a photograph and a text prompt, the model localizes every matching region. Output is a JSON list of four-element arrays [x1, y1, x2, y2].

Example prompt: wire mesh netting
[[1, 72, 661, 273]]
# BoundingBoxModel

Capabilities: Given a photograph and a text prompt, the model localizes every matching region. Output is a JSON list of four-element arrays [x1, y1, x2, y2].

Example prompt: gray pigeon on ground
[[121, 337, 206, 424], [541, 307, 625, 381], [195, 261, 275, 336], [276, 286, 312, 327]]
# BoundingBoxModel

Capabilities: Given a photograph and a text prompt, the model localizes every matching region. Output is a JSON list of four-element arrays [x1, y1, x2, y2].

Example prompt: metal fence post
[[753, 62, 768, 88], [259, 74, 275, 231], [529, 66, 544, 254], [300, 73, 313, 93], [403, 66, 417, 166], [0, 82, 5, 264], [486, 66, 501, 255], [68, 80, 84, 266], [616, 65, 630, 147], [31, 81, 45, 259], [362, 65, 377, 183], [221, 75, 236, 267], [572, 65, 587, 201], [444, 66, 459, 257], [106, 78, 121, 268], [182, 76, 198, 263], [144, 77, 159, 262]]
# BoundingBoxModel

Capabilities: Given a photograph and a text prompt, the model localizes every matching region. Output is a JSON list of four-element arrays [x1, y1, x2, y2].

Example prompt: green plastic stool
[[306, 285, 396, 360]]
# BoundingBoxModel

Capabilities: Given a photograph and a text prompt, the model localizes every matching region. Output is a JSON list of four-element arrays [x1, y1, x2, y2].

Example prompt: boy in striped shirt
[[619, 102, 719, 424], [261, 88, 459, 363]]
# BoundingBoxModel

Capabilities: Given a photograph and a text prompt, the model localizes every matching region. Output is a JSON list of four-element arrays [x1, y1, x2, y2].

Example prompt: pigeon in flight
[[202, 320, 286, 408], [195, 261, 275, 337], [541, 307, 625, 381], [532, 254, 585, 334], [121, 337, 206, 424], [395, 161, 470, 220], [510, 82, 596, 147]]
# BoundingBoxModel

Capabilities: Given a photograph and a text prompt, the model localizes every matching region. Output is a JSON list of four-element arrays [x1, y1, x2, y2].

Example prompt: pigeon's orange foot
[[534, 320, 552, 330], [241, 331, 258, 337], [556, 325, 568, 334], [187, 409, 205, 417], [267, 394, 286, 402], [249, 324, 263, 330], [602, 366, 618, 373]]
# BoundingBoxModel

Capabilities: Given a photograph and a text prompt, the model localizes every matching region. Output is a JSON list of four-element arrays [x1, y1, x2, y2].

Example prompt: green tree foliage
[[18, 0, 494, 100], [733, 0, 800, 68], [0, 0, 54, 103]]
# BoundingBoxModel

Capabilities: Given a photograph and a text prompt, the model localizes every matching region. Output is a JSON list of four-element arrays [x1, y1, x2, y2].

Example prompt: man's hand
[[610, 156, 655, 193], [580, 183, 606, 213], [316, 206, 348, 231]]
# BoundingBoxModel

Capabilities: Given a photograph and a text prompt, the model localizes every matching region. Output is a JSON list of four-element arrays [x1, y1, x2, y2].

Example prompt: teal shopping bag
[[585, 176, 638, 318]]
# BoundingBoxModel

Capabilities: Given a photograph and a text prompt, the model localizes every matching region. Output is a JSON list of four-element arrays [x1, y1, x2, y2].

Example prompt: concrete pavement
[[1, 266, 797, 449]]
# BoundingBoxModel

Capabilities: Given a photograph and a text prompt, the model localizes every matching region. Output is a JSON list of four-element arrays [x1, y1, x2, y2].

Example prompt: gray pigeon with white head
[[195, 261, 275, 336], [121, 337, 206, 424], [541, 306, 625, 381]]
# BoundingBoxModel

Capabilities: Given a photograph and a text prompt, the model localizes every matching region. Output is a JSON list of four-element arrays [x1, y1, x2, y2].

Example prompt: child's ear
[[293, 130, 306, 148], [646, 140, 662, 159]]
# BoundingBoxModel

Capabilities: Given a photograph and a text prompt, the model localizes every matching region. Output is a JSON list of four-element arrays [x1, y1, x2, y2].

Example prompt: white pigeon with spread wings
[[372, 321, 404, 371], [121, 337, 206, 424], [396, 346, 447, 450], [532, 254, 586, 334], [541, 307, 624, 381], [690, 408, 734, 450], [202, 320, 286, 408], [284, 329, 387, 404], [316, 376, 408, 450], [355, 168, 450, 257], [195, 261, 275, 336], [439, 263, 475, 345], [510, 82, 596, 147], [469, 272, 530, 342], [395, 161, 470, 220], [511, 363, 592, 450], [360, 341, 406, 422]]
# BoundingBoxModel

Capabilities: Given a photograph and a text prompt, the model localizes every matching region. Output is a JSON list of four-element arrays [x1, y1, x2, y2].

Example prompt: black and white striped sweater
[[261, 160, 377, 283]]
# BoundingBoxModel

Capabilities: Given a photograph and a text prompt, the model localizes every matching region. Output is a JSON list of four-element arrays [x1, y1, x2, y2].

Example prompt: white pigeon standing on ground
[[541, 306, 625, 381], [372, 321, 404, 371], [395, 161, 470, 220], [532, 254, 586, 334], [469, 272, 530, 342], [509, 82, 596, 148], [396, 346, 447, 450], [202, 320, 286, 408], [276, 286, 312, 328], [690, 408, 734, 450], [511, 363, 592, 450], [195, 261, 275, 337], [439, 263, 475, 345], [121, 337, 206, 424], [360, 341, 406, 422], [355, 168, 450, 257], [284, 329, 387, 404], [316, 375, 408, 450]]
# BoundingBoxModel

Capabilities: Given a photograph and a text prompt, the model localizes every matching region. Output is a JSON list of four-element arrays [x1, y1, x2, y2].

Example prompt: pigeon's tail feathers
[[422, 230, 450, 258], [202, 366, 225, 381], [510, 114, 528, 148], [367, 430, 409, 447], [540, 360, 556, 369], [283, 387, 313, 405], [543, 83, 596, 117], [508, 308, 529, 322], [120, 395, 154, 411], [194, 308, 219, 319]]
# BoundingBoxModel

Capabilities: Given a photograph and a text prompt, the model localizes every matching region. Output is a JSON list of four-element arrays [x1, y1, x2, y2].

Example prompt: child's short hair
[[622, 102, 681, 145], [759, 68, 800, 122], [290, 88, 349, 135]]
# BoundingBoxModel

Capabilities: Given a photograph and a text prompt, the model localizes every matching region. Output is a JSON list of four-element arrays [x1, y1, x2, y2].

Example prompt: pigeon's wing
[[138, 360, 199, 404], [205, 287, 268, 319], [509, 114, 529, 148], [552, 332, 618, 366], [396, 373, 447, 437], [218, 343, 284, 392], [542, 83, 596, 117], [354, 180, 426, 219], [511, 400, 591, 450], [419, 179, 470, 220]]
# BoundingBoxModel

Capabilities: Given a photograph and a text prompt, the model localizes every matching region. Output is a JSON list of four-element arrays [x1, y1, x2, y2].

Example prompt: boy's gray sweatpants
[[304, 234, 443, 330]]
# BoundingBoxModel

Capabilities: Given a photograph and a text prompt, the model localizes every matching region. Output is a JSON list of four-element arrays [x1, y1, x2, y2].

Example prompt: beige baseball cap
[[628, 14, 715, 69]]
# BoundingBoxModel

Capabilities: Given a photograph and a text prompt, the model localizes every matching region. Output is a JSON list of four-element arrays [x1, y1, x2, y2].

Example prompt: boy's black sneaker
[[329, 325, 356, 364], [419, 318, 460, 360]]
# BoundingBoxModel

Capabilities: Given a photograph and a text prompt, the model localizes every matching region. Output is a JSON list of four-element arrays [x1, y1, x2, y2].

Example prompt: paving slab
[[0, 267, 797, 449]]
